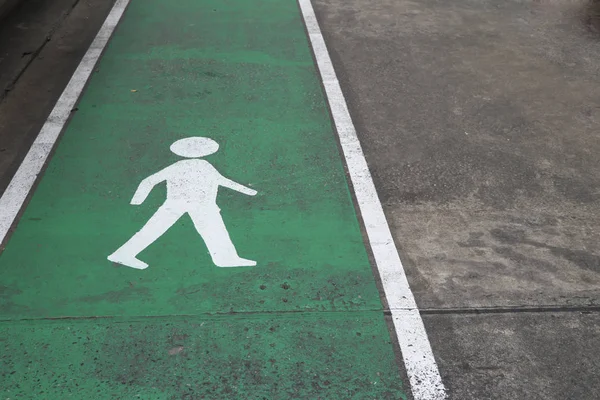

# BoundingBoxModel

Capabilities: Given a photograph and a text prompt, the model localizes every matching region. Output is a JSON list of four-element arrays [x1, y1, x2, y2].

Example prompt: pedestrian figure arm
[[219, 177, 257, 196], [130, 169, 169, 205]]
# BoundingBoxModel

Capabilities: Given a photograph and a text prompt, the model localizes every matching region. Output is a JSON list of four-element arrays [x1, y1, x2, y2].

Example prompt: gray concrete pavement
[[0, 0, 114, 197], [425, 312, 600, 399], [313, 0, 600, 398], [0, 0, 20, 21], [0, 0, 80, 96]]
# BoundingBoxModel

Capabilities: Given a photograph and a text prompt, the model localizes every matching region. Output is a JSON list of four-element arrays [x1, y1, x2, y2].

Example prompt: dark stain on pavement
[[0, 285, 27, 314], [491, 227, 600, 272], [80, 286, 151, 304]]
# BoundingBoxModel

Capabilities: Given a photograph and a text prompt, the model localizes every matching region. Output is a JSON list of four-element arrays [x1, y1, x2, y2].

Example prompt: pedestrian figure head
[[170, 137, 219, 158]]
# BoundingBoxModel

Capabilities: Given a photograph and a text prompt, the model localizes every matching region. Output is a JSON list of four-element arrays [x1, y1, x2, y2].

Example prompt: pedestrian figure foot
[[214, 258, 257, 267], [108, 253, 149, 270]]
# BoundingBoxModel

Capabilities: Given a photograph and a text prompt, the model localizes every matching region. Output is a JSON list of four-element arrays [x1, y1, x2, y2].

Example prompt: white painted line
[[0, 0, 131, 245], [297, 1, 447, 398]]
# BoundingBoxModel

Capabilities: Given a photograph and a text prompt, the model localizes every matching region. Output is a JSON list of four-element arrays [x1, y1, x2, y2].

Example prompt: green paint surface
[[1, 315, 403, 399], [0, 0, 406, 398]]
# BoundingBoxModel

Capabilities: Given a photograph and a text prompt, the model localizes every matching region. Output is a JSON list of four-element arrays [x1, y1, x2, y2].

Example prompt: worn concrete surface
[[312, 0, 600, 397], [0, 0, 20, 21], [424, 312, 600, 399], [0, 0, 81, 96], [0, 0, 114, 199], [313, 0, 600, 309]]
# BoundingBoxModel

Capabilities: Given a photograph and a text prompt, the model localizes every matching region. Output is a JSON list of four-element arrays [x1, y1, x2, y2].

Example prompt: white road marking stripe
[[0, 0, 131, 245], [297, 1, 448, 398]]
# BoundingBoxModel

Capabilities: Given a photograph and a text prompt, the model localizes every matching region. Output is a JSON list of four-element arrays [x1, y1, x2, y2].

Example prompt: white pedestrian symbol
[[108, 137, 257, 270]]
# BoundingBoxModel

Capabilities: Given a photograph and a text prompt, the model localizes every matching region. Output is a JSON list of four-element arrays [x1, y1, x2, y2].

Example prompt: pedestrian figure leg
[[188, 208, 256, 267], [108, 204, 183, 269]]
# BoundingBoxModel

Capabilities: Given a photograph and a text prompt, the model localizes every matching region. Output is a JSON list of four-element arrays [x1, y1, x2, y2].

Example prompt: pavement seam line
[[2, 304, 598, 325], [0, 309, 389, 323], [297, 1, 447, 399], [418, 305, 600, 315], [0, 0, 131, 246]]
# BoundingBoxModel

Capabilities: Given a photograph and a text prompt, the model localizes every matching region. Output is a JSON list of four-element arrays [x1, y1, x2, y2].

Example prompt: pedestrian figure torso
[[162, 159, 223, 209]]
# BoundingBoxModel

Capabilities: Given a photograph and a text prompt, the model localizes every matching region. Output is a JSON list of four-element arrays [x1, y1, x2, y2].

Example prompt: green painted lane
[[0, 0, 407, 398], [1, 315, 403, 399], [1, 0, 377, 318]]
